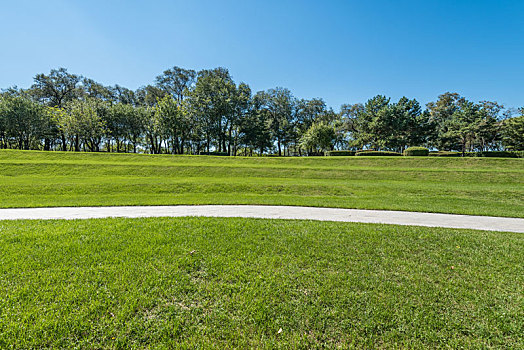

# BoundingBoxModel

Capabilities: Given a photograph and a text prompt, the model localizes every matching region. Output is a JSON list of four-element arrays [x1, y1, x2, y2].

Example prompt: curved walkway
[[0, 205, 523, 233]]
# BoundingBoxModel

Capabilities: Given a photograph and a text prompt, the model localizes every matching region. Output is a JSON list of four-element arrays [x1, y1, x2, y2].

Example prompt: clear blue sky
[[1, 0, 523, 110]]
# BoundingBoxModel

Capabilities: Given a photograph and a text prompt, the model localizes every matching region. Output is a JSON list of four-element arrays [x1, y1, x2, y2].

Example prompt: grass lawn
[[1, 150, 523, 217], [0, 217, 522, 348]]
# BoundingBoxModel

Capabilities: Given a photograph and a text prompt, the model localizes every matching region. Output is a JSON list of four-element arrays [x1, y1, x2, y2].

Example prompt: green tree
[[477, 101, 504, 151], [257, 88, 296, 156], [238, 92, 272, 156], [185, 68, 237, 153], [155, 95, 190, 154], [426, 92, 464, 150], [0, 95, 48, 150], [501, 112, 524, 151], [31, 68, 82, 150], [64, 99, 107, 152], [155, 66, 196, 102], [443, 100, 482, 156], [350, 95, 390, 150], [299, 121, 336, 153], [106, 103, 138, 152]]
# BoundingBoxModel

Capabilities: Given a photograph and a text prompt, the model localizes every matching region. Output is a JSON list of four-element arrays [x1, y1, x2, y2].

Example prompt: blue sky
[[1, 0, 523, 110]]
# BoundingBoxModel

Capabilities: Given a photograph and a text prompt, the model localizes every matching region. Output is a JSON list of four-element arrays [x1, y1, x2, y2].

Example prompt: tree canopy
[[0, 67, 522, 155]]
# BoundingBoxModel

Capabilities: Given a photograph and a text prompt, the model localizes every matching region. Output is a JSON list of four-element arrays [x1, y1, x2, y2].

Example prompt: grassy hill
[[0, 149, 523, 217]]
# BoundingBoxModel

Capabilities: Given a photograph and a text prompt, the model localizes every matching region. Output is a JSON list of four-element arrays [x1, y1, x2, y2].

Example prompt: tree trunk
[[75, 136, 80, 152]]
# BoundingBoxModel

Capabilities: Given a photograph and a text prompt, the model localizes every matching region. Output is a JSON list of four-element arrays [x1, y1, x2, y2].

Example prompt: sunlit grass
[[1, 150, 522, 217], [0, 217, 522, 348]]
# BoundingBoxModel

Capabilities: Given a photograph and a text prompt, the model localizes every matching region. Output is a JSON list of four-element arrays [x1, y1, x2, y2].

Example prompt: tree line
[[0, 67, 523, 155]]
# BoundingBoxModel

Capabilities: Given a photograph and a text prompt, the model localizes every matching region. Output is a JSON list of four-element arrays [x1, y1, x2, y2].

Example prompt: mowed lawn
[[0, 218, 522, 348], [1, 150, 523, 217]]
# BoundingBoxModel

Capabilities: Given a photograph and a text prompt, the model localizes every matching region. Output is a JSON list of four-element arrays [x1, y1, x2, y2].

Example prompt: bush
[[477, 151, 517, 158], [514, 151, 524, 158], [199, 151, 229, 156], [403, 147, 429, 156], [428, 151, 461, 157], [324, 150, 356, 156], [355, 150, 402, 156]]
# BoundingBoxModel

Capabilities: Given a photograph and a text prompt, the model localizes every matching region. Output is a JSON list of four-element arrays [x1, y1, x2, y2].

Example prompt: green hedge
[[355, 150, 402, 156], [477, 151, 518, 158], [324, 150, 356, 156], [403, 147, 429, 156], [429, 151, 520, 158], [514, 151, 524, 158], [199, 151, 229, 156], [428, 151, 462, 157]]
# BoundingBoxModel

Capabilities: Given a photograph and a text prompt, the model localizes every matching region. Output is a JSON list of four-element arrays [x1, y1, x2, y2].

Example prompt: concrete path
[[0, 205, 523, 233]]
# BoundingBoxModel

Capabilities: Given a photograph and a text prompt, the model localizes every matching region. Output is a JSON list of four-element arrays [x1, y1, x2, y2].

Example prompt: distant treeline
[[0, 67, 523, 155]]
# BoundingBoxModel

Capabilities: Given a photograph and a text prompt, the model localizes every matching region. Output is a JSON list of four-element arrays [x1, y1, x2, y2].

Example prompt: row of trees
[[1, 67, 523, 155]]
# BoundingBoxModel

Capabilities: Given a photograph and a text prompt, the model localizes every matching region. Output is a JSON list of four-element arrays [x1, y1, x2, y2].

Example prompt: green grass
[[1, 149, 523, 217], [0, 217, 522, 348]]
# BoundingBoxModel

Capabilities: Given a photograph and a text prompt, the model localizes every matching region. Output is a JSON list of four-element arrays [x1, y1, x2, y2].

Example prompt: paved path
[[0, 205, 523, 232]]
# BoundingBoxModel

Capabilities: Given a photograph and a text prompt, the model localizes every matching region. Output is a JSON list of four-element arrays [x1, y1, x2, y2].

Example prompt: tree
[[81, 78, 115, 101], [112, 85, 138, 105], [106, 103, 139, 152], [31, 68, 82, 108], [155, 66, 196, 102], [185, 68, 237, 153], [426, 92, 464, 150], [155, 95, 190, 154], [339, 103, 364, 149], [238, 92, 272, 156], [258, 88, 296, 156], [299, 121, 336, 153], [63, 99, 107, 152], [477, 101, 505, 151], [501, 112, 524, 151], [387, 97, 429, 151], [443, 100, 482, 155], [350, 95, 390, 150], [31, 68, 82, 150], [136, 85, 166, 107], [0, 95, 48, 150]]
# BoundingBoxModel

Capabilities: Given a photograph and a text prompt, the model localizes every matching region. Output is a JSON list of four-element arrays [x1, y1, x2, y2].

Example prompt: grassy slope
[[0, 150, 523, 217], [0, 217, 522, 348]]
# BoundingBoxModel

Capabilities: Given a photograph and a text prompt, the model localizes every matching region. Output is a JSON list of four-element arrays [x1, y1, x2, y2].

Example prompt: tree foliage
[[0, 67, 522, 155]]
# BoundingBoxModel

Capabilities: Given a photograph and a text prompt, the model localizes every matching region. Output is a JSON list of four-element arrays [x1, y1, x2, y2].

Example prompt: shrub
[[324, 150, 356, 156], [514, 151, 524, 158], [403, 147, 429, 156], [477, 151, 517, 158], [355, 150, 402, 156], [199, 151, 229, 156], [428, 151, 462, 157]]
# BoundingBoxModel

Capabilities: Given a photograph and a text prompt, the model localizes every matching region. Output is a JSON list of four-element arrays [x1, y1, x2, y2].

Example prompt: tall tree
[[0, 95, 48, 150], [443, 100, 482, 155], [350, 95, 390, 150], [299, 121, 336, 153], [477, 101, 504, 151], [185, 68, 236, 153], [31, 68, 82, 150], [64, 99, 107, 152], [155, 66, 196, 102], [501, 110, 524, 151], [31, 68, 82, 108], [258, 88, 296, 156], [155, 95, 190, 154], [238, 92, 272, 155], [426, 92, 464, 151]]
